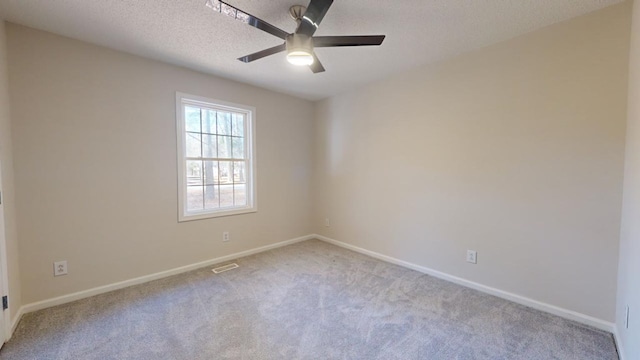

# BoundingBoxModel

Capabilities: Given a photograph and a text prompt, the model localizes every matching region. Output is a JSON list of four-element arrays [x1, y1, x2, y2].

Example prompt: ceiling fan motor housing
[[286, 34, 314, 54]]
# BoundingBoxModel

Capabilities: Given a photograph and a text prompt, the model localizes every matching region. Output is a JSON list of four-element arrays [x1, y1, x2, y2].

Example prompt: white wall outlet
[[54, 261, 68, 276], [222, 231, 230, 242], [625, 305, 630, 329], [325, 218, 330, 227], [466, 250, 477, 264]]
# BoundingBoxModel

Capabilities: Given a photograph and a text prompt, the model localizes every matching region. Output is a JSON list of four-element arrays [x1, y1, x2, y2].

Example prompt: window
[[176, 93, 256, 221]]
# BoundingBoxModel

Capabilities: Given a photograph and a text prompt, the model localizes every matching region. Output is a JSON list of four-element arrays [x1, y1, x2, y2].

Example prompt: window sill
[[178, 207, 257, 222]]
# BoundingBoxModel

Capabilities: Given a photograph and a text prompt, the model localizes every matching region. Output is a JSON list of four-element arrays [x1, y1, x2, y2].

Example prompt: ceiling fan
[[205, 0, 386, 73]]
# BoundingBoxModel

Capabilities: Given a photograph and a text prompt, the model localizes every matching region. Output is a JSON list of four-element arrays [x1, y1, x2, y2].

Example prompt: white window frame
[[176, 92, 257, 222]]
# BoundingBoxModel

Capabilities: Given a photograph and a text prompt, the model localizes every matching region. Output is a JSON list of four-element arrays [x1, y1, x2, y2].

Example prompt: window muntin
[[177, 93, 256, 221]]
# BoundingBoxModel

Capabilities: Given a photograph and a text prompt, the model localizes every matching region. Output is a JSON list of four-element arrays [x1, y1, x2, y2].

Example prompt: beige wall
[[616, 0, 640, 358], [6, 24, 314, 304], [313, 3, 630, 322], [0, 21, 21, 327]]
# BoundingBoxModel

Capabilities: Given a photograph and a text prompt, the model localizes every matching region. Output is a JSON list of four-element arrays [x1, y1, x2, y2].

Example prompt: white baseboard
[[612, 325, 626, 360], [19, 234, 314, 318], [314, 234, 616, 334], [9, 305, 23, 340]]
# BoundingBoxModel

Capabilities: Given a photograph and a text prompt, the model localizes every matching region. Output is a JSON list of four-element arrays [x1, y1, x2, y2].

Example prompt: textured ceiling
[[0, 0, 625, 100]]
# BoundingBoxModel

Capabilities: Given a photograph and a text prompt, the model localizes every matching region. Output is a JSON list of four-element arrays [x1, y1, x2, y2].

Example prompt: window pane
[[218, 136, 231, 158], [204, 185, 219, 209], [220, 184, 234, 207], [203, 161, 218, 185], [217, 112, 232, 135], [186, 161, 203, 185], [232, 114, 244, 137], [202, 134, 217, 158], [186, 132, 201, 158], [185, 107, 201, 133], [186, 186, 204, 211], [233, 161, 246, 183], [234, 184, 246, 206], [231, 137, 244, 159], [202, 110, 216, 134], [219, 161, 231, 184]]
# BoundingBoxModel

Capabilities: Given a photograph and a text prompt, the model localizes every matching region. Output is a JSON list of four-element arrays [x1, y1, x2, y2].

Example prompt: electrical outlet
[[54, 261, 68, 276], [466, 250, 477, 264], [625, 305, 630, 329], [325, 218, 330, 227], [222, 231, 230, 242]]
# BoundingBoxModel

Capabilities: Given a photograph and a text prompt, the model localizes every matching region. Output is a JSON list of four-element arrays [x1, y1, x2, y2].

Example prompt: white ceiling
[[0, 0, 625, 100]]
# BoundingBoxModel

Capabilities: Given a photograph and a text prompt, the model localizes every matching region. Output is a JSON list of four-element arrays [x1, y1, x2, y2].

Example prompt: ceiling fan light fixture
[[286, 34, 314, 66], [287, 51, 314, 66]]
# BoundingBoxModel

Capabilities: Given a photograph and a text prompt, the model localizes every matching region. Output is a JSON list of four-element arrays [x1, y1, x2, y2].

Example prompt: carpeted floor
[[0, 239, 619, 359]]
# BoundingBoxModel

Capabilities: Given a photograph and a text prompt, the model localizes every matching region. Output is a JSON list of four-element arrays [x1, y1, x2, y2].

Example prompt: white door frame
[[0, 161, 10, 347]]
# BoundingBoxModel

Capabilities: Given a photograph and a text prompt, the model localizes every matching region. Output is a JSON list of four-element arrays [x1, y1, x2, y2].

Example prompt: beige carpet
[[0, 239, 619, 359]]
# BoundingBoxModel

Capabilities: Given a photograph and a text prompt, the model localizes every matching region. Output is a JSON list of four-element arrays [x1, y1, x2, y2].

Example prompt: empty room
[[0, 0, 638, 359]]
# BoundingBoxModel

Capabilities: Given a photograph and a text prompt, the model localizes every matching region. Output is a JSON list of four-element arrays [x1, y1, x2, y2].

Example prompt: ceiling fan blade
[[296, 0, 334, 37], [313, 35, 386, 47], [309, 53, 325, 73], [206, 0, 290, 40], [238, 43, 287, 63]]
